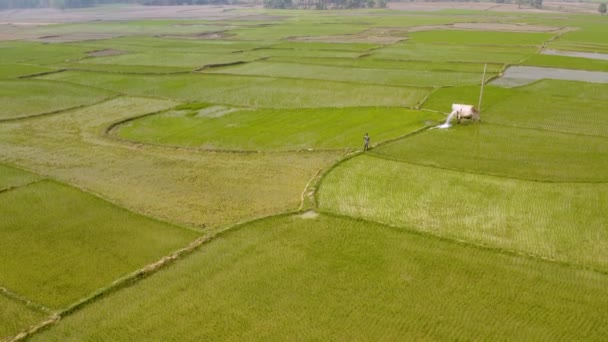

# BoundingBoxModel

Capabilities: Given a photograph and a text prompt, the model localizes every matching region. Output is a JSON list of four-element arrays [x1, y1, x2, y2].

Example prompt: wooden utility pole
[[478, 63, 487, 115]]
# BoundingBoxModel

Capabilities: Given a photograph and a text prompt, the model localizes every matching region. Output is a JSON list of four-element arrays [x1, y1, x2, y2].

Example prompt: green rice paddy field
[[1, 5, 607, 341]]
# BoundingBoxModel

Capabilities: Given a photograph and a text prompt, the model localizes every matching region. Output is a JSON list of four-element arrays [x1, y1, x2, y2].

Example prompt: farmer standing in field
[[364, 133, 371, 151]]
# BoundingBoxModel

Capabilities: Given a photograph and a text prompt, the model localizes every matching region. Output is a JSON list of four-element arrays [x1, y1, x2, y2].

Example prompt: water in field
[[434, 110, 457, 129], [542, 49, 608, 61], [491, 66, 608, 87]]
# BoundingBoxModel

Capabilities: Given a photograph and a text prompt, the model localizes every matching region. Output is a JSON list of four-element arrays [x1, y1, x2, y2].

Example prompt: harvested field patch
[[0, 97, 342, 228], [0, 180, 198, 309], [115, 106, 442, 151], [318, 156, 608, 270], [30, 214, 608, 340]]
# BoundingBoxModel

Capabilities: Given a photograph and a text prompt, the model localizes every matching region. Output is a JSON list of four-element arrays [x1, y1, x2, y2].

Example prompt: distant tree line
[[264, 0, 386, 9], [0, 0, 234, 10], [491, 0, 541, 9]]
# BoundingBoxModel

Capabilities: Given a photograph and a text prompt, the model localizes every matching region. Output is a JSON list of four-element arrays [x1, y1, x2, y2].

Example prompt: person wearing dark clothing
[[363, 133, 370, 151]]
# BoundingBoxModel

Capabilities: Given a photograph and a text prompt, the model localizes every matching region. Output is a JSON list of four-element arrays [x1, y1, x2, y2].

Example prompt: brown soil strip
[[195, 60, 248, 71]]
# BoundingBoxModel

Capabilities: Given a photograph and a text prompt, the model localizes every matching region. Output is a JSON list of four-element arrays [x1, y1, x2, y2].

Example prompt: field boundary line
[[366, 151, 608, 184], [43, 67, 436, 93], [299, 168, 323, 212], [105, 110, 439, 155], [482, 120, 608, 140], [43, 178, 205, 234], [64, 66, 193, 76], [415, 87, 440, 109], [312, 125, 436, 210], [0, 286, 52, 315], [0, 162, 203, 234], [106, 116, 357, 154], [8, 210, 300, 342], [200, 70, 446, 89], [316, 210, 608, 278], [0, 95, 121, 123], [4, 77, 121, 97], [16, 69, 67, 79], [298, 149, 361, 212], [0, 179, 46, 195]]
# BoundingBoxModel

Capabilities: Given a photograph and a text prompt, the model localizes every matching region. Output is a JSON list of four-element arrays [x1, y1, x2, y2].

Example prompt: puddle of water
[[196, 106, 240, 118], [490, 66, 608, 87], [542, 49, 608, 61], [299, 210, 319, 219]]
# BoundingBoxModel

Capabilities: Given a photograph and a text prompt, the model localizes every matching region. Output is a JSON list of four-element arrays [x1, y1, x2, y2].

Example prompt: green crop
[[31, 214, 608, 341], [116, 106, 442, 151], [0, 79, 115, 120], [371, 124, 608, 182], [318, 155, 608, 270], [0, 180, 198, 309]]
